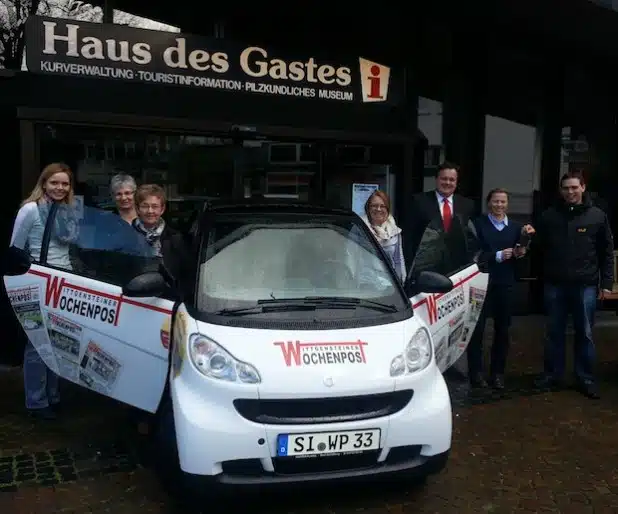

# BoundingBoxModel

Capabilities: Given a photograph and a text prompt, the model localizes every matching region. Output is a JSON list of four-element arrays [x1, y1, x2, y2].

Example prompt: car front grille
[[233, 390, 414, 425]]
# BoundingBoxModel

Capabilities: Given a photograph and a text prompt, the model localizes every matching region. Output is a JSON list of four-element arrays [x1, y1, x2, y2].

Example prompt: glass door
[[233, 139, 321, 201], [323, 143, 401, 218]]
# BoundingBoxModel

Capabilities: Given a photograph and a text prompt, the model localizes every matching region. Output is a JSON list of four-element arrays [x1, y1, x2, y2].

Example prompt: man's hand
[[522, 224, 536, 235], [598, 289, 613, 301], [513, 245, 527, 258], [501, 248, 514, 260]]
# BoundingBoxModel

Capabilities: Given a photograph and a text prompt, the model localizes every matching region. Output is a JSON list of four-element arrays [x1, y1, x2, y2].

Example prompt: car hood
[[194, 318, 420, 398]]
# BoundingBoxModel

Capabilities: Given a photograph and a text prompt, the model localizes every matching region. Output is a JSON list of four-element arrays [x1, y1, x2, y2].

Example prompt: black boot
[[469, 373, 488, 388], [27, 406, 57, 420]]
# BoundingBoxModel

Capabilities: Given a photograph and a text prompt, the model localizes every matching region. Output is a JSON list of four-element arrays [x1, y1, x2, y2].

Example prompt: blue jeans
[[24, 341, 60, 410], [543, 284, 597, 383]]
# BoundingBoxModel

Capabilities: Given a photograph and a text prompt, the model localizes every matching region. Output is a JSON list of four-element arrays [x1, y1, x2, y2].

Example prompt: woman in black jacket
[[132, 184, 190, 288]]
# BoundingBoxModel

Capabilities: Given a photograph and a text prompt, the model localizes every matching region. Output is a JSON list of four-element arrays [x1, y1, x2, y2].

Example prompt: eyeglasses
[[369, 204, 387, 211], [139, 203, 162, 212]]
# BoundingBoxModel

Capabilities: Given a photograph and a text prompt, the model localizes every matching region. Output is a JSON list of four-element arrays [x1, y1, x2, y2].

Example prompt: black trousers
[[467, 283, 513, 377]]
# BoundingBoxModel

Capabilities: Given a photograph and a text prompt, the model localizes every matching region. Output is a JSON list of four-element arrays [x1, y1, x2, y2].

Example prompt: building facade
[[1, 0, 617, 325]]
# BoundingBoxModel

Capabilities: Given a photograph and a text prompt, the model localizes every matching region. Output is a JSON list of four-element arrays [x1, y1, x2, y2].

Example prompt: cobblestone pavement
[[2, 314, 618, 513]]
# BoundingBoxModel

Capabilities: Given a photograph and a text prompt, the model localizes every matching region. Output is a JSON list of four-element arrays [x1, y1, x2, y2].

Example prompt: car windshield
[[196, 213, 410, 323]]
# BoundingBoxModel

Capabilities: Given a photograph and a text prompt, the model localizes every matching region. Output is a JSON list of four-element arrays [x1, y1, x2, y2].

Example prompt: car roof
[[203, 196, 357, 217]]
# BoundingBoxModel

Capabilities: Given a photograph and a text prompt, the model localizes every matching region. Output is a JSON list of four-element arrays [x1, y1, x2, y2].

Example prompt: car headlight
[[188, 333, 261, 384], [390, 327, 433, 377]]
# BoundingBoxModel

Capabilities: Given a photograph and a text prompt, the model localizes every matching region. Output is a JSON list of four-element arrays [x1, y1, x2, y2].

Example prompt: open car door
[[408, 220, 489, 372], [3, 204, 175, 413]]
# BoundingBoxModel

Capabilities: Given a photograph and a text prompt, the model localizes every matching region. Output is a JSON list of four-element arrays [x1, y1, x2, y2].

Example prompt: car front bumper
[[170, 364, 452, 486]]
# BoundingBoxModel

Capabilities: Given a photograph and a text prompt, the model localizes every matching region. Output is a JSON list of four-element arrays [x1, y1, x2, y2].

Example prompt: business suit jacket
[[408, 191, 477, 275]]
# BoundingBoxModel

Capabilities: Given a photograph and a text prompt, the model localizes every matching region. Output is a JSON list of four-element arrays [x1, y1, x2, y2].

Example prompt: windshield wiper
[[215, 303, 337, 316], [303, 296, 398, 312], [258, 296, 398, 313], [215, 296, 398, 316]]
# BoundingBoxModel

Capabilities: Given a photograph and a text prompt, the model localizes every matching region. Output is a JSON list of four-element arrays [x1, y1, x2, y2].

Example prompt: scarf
[[362, 215, 406, 282], [133, 218, 165, 256], [38, 198, 80, 244]]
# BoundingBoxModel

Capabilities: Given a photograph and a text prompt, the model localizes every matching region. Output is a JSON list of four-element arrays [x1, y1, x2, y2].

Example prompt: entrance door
[[3, 204, 175, 412], [232, 139, 321, 201], [231, 138, 400, 208], [323, 143, 400, 217]]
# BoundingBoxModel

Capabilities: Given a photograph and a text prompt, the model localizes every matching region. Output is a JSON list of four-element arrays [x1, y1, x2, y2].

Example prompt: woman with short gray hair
[[110, 174, 137, 224]]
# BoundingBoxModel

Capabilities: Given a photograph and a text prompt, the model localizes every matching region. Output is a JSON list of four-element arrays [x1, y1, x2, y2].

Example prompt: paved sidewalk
[[2, 314, 618, 513]]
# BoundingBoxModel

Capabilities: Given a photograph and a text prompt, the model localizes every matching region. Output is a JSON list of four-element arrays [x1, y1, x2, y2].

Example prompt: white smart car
[[3, 198, 487, 499]]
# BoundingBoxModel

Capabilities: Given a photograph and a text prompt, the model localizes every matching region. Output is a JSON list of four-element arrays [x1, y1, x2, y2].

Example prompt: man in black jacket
[[535, 171, 614, 399]]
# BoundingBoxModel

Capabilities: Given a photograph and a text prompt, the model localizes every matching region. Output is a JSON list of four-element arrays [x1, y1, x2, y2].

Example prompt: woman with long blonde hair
[[11, 162, 78, 420]]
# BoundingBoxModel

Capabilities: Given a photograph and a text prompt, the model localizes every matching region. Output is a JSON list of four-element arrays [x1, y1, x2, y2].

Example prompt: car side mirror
[[122, 271, 168, 298], [2, 246, 32, 276], [404, 271, 453, 297]]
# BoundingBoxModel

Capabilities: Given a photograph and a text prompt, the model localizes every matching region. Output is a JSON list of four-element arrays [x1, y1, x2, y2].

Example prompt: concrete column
[[442, 29, 488, 211], [529, 58, 565, 312], [537, 61, 565, 210], [0, 76, 21, 244], [399, 94, 423, 264], [0, 74, 28, 367], [397, 16, 424, 262]]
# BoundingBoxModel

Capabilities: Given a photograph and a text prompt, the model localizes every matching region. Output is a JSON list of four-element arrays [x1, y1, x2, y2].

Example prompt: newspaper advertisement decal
[[160, 318, 171, 349], [7, 283, 59, 373], [172, 311, 188, 379], [448, 311, 466, 349], [468, 286, 487, 323], [79, 341, 122, 394], [434, 335, 448, 370], [461, 326, 471, 344], [47, 312, 83, 381], [9, 284, 43, 330], [431, 323, 450, 372]]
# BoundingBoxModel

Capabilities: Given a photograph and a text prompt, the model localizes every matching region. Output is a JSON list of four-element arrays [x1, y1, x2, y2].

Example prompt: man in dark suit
[[409, 161, 477, 381], [409, 162, 477, 272]]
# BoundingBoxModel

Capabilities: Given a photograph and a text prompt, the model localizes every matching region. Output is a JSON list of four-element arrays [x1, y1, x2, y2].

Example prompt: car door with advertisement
[[3, 203, 175, 413], [408, 220, 489, 372]]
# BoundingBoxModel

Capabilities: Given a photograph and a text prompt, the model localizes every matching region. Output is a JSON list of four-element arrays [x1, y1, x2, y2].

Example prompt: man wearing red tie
[[409, 162, 477, 381], [409, 162, 477, 272]]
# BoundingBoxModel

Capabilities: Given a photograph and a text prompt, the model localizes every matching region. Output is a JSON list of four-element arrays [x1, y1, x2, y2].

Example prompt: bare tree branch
[[1, 0, 180, 69], [0, 0, 43, 69]]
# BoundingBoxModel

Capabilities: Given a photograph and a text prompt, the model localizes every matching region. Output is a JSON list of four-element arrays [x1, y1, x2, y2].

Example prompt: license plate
[[276, 429, 380, 457]]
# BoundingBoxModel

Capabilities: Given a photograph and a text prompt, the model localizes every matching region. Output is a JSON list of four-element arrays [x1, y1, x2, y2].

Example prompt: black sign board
[[25, 16, 402, 105]]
